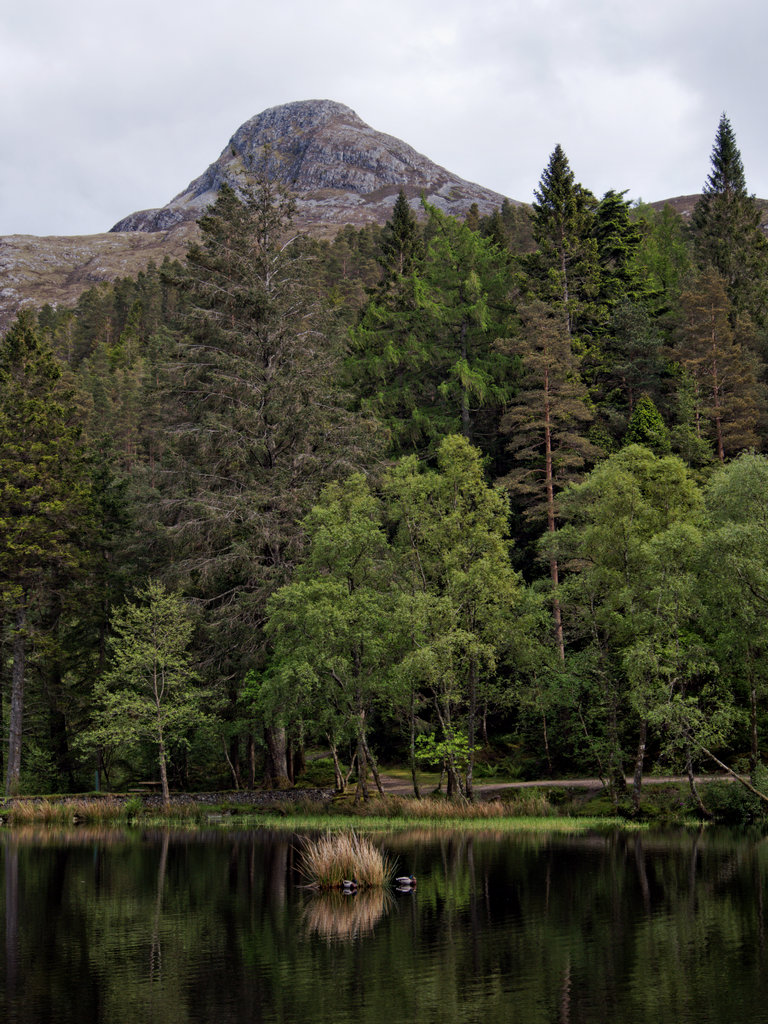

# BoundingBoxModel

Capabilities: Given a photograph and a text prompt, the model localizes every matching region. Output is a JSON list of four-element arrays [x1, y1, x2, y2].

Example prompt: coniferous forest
[[4, 114, 768, 808]]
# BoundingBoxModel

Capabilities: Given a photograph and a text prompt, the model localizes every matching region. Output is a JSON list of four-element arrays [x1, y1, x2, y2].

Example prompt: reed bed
[[297, 830, 396, 889]]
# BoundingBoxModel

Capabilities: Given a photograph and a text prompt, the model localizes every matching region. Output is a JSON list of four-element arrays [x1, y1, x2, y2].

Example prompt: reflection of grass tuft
[[302, 888, 391, 940], [298, 830, 396, 888]]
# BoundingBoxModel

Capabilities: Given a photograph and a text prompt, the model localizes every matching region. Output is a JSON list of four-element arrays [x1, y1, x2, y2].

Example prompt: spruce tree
[[379, 190, 423, 282], [528, 144, 600, 338], [691, 114, 768, 326]]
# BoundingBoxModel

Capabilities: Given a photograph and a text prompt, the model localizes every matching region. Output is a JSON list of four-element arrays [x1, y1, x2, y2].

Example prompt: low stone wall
[[138, 788, 336, 808], [1, 788, 336, 811]]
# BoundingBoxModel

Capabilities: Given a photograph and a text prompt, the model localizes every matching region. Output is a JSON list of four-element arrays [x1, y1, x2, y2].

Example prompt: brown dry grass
[[361, 791, 553, 819], [297, 830, 396, 888], [2, 797, 128, 826]]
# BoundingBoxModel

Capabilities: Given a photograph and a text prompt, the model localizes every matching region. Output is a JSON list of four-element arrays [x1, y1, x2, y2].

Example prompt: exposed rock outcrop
[[110, 99, 511, 235]]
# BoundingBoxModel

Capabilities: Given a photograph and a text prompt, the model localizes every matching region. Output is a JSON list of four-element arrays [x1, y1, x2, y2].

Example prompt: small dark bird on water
[[395, 874, 416, 888], [341, 878, 358, 892]]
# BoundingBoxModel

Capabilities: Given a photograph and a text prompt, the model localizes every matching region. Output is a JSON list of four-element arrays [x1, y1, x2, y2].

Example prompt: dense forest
[[4, 114, 768, 809]]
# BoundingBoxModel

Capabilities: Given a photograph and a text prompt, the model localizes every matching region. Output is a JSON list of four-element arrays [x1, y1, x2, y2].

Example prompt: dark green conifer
[[378, 189, 424, 282], [528, 144, 600, 338], [691, 114, 768, 326], [0, 313, 92, 793]]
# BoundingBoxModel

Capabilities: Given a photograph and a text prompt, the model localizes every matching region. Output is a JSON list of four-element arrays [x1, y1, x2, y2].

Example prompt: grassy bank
[[0, 789, 651, 832]]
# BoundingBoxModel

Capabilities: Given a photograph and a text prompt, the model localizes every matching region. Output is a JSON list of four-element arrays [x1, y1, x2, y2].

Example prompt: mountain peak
[[111, 99, 510, 234]]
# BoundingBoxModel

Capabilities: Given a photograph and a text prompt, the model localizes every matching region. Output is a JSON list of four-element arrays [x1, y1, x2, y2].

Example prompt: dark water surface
[[2, 825, 767, 1024]]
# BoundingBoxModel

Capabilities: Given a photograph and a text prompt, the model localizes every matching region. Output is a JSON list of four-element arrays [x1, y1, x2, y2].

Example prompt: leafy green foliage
[[81, 581, 207, 801]]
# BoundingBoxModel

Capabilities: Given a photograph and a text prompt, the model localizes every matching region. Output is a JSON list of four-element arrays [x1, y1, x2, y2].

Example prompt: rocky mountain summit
[[1, 100, 512, 330], [111, 99, 509, 235]]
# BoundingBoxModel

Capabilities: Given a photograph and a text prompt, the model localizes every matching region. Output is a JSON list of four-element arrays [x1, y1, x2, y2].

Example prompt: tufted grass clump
[[298, 830, 396, 889], [2, 797, 128, 826], [361, 791, 554, 820]]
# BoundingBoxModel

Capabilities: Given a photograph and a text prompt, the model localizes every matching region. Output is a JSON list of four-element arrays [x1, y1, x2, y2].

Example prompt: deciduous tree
[[83, 581, 204, 803]]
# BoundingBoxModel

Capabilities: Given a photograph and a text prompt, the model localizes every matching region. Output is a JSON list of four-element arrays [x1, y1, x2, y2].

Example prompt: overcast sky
[[3, 0, 767, 237]]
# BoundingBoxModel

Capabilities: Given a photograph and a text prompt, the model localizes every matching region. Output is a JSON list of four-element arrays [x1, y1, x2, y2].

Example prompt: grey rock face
[[111, 100, 512, 234]]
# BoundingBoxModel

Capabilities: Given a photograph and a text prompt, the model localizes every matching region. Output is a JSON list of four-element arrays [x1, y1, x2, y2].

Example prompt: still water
[[2, 825, 767, 1024]]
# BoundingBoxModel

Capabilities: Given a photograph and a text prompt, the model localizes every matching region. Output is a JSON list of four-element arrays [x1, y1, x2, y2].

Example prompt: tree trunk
[[6, 601, 27, 797], [409, 686, 421, 799], [264, 725, 291, 788], [327, 737, 345, 793], [750, 673, 759, 772], [247, 733, 256, 790], [223, 741, 241, 790], [544, 368, 566, 662], [445, 757, 463, 800], [292, 729, 306, 782], [157, 734, 170, 805], [354, 734, 369, 803], [631, 719, 647, 814], [361, 733, 384, 796], [686, 744, 711, 819], [465, 655, 478, 802]]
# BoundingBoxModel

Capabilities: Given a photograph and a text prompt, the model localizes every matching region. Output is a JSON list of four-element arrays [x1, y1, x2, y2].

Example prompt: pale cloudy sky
[[2, 0, 767, 236]]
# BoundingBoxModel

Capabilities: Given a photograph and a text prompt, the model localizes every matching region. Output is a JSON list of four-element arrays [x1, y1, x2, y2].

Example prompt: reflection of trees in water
[[150, 830, 169, 983], [3, 828, 768, 1023], [4, 840, 18, 1004], [302, 888, 392, 941]]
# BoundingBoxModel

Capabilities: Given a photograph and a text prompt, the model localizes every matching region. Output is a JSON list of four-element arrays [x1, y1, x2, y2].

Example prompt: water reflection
[[302, 888, 393, 940], [1, 826, 768, 1024]]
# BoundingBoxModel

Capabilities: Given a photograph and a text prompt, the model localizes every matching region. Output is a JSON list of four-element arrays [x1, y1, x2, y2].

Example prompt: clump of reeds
[[362, 791, 553, 819], [2, 797, 129, 826], [502, 789, 553, 817], [297, 830, 396, 889]]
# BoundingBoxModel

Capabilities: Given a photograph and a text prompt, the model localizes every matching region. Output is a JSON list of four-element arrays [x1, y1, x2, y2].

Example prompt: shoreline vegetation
[[0, 776, 753, 830]]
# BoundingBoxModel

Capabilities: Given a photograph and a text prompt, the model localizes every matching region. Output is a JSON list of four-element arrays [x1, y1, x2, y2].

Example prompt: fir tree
[[528, 144, 600, 338], [691, 114, 768, 326], [378, 190, 424, 282]]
